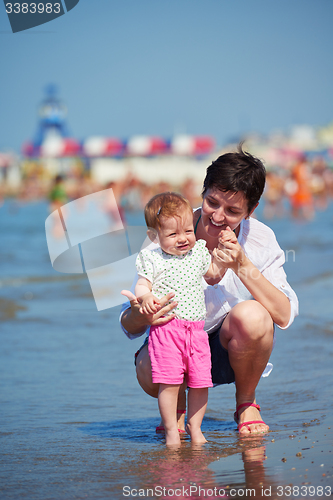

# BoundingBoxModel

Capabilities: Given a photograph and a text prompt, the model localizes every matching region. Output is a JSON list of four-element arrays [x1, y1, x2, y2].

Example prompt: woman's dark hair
[[202, 144, 266, 213]]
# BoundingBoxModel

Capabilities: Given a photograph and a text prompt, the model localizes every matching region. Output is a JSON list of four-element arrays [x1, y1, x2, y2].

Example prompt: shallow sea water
[[0, 199, 332, 499]]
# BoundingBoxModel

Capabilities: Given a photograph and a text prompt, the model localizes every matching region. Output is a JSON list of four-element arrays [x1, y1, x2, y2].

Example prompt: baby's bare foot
[[165, 429, 181, 446], [186, 424, 207, 444]]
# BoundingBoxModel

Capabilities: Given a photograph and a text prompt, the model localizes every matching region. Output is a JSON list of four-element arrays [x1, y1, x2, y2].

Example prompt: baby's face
[[157, 210, 196, 256]]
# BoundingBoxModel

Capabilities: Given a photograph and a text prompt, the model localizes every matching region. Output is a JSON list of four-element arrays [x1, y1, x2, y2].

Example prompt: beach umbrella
[[61, 138, 81, 156], [82, 137, 124, 157], [104, 138, 125, 156], [22, 142, 40, 158], [171, 135, 215, 156], [40, 136, 81, 157], [125, 136, 168, 156], [0, 152, 14, 168]]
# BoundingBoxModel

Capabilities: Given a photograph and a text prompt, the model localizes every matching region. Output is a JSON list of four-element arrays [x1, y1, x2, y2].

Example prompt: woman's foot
[[177, 409, 186, 432], [235, 401, 269, 435]]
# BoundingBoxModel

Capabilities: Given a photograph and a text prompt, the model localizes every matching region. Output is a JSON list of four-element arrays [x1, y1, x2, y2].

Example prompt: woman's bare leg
[[186, 387, 208, 444], [158, 384, 181, 446], [220, 301, 274, 435], [135, 344, 187, 430], [135, 343, 159, 397]]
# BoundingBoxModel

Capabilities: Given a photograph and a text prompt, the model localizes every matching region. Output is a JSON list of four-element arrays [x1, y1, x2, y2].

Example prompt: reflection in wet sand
[[116, 438, 275, 499]]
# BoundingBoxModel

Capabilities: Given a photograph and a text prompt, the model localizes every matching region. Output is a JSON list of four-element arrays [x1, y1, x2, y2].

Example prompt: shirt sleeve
[[244, 219, 299, 329], [261, 247, 299, 330], [136, 249, 154, 283]]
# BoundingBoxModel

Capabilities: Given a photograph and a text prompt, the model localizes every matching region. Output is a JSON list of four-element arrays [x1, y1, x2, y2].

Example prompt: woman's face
[[201, 187, 253, 238]]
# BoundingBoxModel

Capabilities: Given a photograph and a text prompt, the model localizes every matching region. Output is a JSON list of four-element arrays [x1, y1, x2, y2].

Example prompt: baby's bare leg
[[158, 384, 181, 446], [186, 387, 208, 444]]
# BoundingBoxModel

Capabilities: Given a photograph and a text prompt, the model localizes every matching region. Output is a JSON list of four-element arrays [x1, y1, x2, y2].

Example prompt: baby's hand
[[216, 225, 245, 271], [139, 293, 161, 315], [218, 225, 236, 248]]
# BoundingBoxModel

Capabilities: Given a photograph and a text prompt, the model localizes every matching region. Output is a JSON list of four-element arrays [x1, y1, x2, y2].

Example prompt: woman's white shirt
[[202, 217, 298, 333], [119, 216, 299, 339]]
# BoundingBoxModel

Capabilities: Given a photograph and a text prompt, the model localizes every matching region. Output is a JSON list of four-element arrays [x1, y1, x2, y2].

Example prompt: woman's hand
[[215, 226, 247, 272], [121, 290, 178, 334], [215, 227, 291, 327]]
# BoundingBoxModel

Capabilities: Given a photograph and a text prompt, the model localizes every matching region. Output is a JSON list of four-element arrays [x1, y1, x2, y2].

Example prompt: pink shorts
[[148, 318, 213, 388]]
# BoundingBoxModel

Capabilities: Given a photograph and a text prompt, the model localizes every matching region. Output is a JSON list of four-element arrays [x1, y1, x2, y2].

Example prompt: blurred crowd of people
[[46, 172, 202, 224], [263, 155, 333, 220], [1, 154, 333, 222]]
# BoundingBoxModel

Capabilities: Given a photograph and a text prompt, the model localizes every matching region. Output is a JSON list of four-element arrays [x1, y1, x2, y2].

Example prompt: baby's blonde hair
[[144, 192, 192, 230]]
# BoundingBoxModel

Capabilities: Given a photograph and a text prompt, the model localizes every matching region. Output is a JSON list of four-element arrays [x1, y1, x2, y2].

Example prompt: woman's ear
[[247, 202, 259, 218], [147, 228, 158, 243]]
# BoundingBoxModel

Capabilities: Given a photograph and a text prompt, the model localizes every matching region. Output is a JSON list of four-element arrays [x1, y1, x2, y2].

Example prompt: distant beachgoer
[[48, 174, 68, 238], [105, 181, 126, 224], [310, 157, 330, 211], [120, 146, 299, 437], [263, 171, 285, 218], [289, 159, 314, 220], [181, 178, 201, 208], [122, 192, 226, 445], [49, 174, 68, 212]]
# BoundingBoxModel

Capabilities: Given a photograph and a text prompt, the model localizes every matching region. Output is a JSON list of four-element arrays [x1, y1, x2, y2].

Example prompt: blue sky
[[1, 0, 332, 152]]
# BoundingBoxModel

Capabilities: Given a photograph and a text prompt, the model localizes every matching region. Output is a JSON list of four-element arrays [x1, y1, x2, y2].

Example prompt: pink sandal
[[156, 410, 186, 434], [234, 403, 267, 433]]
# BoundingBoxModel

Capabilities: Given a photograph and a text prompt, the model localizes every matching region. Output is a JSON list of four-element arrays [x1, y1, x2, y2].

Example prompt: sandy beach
[[0, 199, 332, 499]]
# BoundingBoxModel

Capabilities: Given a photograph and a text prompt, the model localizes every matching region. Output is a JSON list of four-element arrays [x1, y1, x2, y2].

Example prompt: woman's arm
[[234, 258, 291, 327], [216, 227, 291, 328]]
